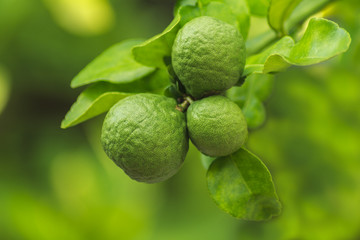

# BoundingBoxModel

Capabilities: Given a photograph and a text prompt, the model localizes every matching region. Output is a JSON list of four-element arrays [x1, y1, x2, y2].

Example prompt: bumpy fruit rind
[[187, 95, 248, 157], [101, 93, 189, 183], [172, 16, 245, 98]]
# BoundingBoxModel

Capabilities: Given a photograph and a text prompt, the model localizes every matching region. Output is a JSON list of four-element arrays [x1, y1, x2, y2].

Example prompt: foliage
[[0, 0, 360, 239], [61, 0, 350, 221], [207, 148, 281, 220]]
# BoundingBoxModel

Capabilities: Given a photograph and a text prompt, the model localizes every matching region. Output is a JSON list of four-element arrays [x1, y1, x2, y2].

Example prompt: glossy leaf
[[71, 39, 155, 88], [245, 18, 351, 75], [132, 15, 181, 68], [245, 36, 294, 75], [207, 148, 281, 221], [225, 0, 250, 38], [268, 0, 302, 34], [179, 2, 239, 28], [246, 0, 270, 17], [199, 0, 250, 38], [62, 69, 170, 128], [174, 0, 197, 15], [287, 18, 351, 65], [61, 84, 132, 129], [201, 2, 238, 27]]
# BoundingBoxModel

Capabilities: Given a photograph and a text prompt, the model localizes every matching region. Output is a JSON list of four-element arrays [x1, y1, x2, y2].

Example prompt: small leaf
[[245, 36, 294, 75], [223, 0, 250, 39], [178, 5, 201, 27], [61, 84, 132, 129], [227, 74, 273, 129], [201, 2, 238, 27], [207, 148, 281, 221], [245, 0, 270, 17], [62, 69, 170, 128], [179, 2, 238, 28], [244, 18, 351, 75], [198, 0, 250, 38], [242, 96, 266, 128], [201, 154, 216, 170], [132, 15, 181, 68], [71, 39, 155, 88], [268, 0, 302, 34], [249, 74, 275, 101]]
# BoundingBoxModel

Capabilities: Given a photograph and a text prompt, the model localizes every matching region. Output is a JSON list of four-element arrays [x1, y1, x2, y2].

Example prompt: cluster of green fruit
[[101, 16, 248, 183]]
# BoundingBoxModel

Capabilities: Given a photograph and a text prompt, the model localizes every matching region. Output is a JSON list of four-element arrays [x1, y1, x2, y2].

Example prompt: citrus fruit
[[172, 16, 245, 98], [186, 95, 248, 157], [101, 93, 189, 183]]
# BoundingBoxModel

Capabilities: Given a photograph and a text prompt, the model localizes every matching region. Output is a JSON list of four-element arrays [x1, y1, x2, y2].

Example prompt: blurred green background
[[1, 0, 360, 239]]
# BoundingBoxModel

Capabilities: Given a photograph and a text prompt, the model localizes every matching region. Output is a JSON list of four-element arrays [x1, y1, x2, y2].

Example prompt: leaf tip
[[60, 120, 68, 129], [70, 81, 78, 89]]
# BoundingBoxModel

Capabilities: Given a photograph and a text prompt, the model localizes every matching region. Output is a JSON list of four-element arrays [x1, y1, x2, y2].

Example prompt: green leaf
[[198, 0, 250, 38], [201, 2, 238, 27], [61, 84, 132, 129], [285, 0, 333, 31], [245, 30, 277, 55], [287, 18, 351, 65], [207, 148, 281, 221], [245, 0, 270, 17], [177, 5, 200, 27], [179, 2, 239, 28], [228, 74, 274, 103], [201, 154, 216, 170], [227, 74, 273, 128], [223, 0, 250, 39], [245, 36, 294, 75], [0, 65, 10, 115], [242, 96, 266, 128], [71, 39, 155, 88], [245, 18, 351, 75], [132, 15, 181, 68], [62, 69, 170, 128], [268, 0, 302, 34], [245, 0, 333, 55], [174, 0, 197, 15]]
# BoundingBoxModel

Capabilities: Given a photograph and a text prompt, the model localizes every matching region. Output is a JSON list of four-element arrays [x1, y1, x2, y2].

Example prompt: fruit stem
[[176, 95, 194, 112], [184, 96, 194, 104]]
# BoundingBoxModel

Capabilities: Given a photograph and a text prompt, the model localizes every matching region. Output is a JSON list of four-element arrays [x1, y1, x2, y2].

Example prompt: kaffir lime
[[186, 95, 248, 157], [172, 16, 245, 98], [101, 93, 189, 183]]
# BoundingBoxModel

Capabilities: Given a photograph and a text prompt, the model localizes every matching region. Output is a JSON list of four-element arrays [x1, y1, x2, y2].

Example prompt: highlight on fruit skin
[[101, 93, 189, 183], [172, 16, 246, 99], [186, 95, 248, 157]]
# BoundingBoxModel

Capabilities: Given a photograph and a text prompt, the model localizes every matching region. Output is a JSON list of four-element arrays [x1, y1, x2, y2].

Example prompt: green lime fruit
[[101, 93, 189, 183], [187, 95, 248, 157], [172, 16, 245, 98]]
